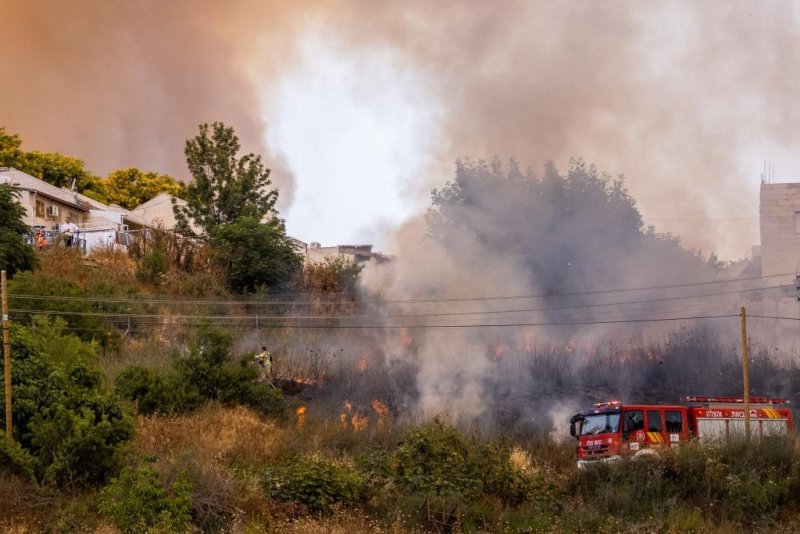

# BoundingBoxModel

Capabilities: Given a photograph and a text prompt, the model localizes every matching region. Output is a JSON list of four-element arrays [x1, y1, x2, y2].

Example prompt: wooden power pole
[[1, 270, 11, 442], [741, 306, 750, 441]]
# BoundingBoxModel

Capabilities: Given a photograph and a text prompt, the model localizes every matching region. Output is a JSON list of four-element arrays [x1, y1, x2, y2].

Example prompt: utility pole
[[1, 270, 11, 442], [741, 306, 750, 442]]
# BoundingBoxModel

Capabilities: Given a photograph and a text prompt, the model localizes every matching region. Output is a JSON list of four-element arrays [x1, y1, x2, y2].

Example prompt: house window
[[35, 200, 45, 218], [795, 211, 800, 233]]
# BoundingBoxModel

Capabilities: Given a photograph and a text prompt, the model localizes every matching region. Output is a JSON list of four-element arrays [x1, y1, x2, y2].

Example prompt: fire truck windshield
[[580, 413, 621, 435]]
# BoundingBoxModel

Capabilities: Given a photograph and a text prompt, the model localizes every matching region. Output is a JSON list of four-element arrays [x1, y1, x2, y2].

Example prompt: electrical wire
[[9, 312, 740, 330], [7, 272, 795, 306], [747, 314, 800, 321], [8, 284, 792, 321]]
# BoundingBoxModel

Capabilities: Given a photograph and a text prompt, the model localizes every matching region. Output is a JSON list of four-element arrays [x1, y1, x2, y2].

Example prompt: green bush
[[135, 247, 169, 286], [115, 326, 286, 419], [99, 465, 193, 534], [261, 454, 363, 513], [8, 271, 141, 348], [1, 318, 133, 487], [210, 216, 302, 293], [470, 441, 550, 507], [394, 419, 481, 500], [114, 367, 179, 416], [570, 440, 797, 525], [0, 183, 37, 277], [0, 431, 36, 481]]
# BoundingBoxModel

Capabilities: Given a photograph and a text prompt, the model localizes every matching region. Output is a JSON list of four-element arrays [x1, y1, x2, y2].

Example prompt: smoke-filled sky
[[2, 0, 800, 259]]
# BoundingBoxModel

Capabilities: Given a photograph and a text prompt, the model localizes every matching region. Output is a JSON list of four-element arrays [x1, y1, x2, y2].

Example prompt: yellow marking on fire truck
[[647, 432, 663, 443], [764, 408, 780, 419]]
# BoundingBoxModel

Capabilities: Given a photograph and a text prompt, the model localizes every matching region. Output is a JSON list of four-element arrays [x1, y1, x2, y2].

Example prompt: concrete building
[[757, 181, 800, 336], [130, 192, 193, 232], [305, 243, 390, 265], [760, 182, 800, 278]]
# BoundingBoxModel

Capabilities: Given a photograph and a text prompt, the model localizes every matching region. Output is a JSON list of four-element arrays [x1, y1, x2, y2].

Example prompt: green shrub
[[394, 419, 480, 500], [261, 454, 363, 513], [8, 271, 140, 348], [114, 367, 175, 416], [116, 326, 286, 419], [570, 440, 797, 525], [0, 183, 38, 277], [136, 247, 169, 286], [2, 318, 133, 487], [0, 431, 36, 481], [99, 465, 193, 534], [471, 441, 526, 506]]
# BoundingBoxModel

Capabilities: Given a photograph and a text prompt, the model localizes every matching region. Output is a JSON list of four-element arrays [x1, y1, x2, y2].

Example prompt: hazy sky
[[2, 1, 799, 259]]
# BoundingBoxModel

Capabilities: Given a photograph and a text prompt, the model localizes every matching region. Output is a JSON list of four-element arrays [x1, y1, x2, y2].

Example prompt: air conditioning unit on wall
[[46, 205, 60, 218]]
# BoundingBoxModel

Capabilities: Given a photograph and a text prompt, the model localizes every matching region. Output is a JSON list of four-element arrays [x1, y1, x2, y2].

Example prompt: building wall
[[306, 244, 375, 265], [760, 182, 800, 277], [758, 183, 800, 339], [22, 191, 87, 230]]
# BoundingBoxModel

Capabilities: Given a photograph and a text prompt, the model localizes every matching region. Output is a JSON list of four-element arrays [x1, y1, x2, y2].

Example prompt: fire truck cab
[[570, 397, 792, 468]]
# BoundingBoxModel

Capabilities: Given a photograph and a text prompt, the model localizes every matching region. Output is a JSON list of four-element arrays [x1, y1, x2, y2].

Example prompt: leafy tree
[[427, 157, 715, 296], [210, 216, 302, 293], [99, 167, 185, 210], [176, 123, 302, 292], [0, 127, 24, 166], [176, 122, 277, 234], [0, 126, 102, 194], [1, 318, 133, 487], [0, 184, 37, 277], [17, 150, 98, 191]]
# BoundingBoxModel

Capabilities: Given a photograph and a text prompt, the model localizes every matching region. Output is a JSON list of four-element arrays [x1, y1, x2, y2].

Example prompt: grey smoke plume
[[3, 1, 798, 252], [0, 0, 305, 207], [331, 0, 800, 258]]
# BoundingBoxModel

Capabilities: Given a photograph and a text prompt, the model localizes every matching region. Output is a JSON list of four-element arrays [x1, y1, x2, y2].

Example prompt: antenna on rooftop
[[761, 160, 776, 184]]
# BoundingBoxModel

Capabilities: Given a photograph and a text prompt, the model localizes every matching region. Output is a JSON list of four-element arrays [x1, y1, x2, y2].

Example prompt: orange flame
[[296, 406, 306, 427], [340, 400, 371, 431], [357, 355, 369, 373], [293, 377, 321, 386], [400, 327, 413, 347], [351, 414, 368, 431], [341, 400, 352, 428], [524, 333, 536, 353], [490, 343, 506, 360], [372, 399, 389, 429], [371, 399, 389, 417]]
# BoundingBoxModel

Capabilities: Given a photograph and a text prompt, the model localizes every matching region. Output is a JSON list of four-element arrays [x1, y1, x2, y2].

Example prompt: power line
[[7, 273, 795, 307], [8, 283, 791, 321], [747, 314, 800, 321], [9, 312, 739, 330]]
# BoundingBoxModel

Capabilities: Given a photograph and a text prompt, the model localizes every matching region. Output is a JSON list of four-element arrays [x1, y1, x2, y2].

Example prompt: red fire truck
[[569, 396, 793, 467]]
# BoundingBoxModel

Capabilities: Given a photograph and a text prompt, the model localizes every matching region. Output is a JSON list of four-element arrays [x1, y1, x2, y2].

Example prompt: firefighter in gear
[[254, 347, 274, 386]]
